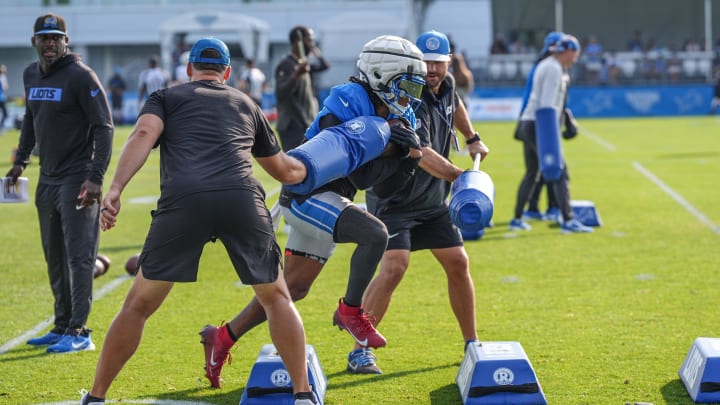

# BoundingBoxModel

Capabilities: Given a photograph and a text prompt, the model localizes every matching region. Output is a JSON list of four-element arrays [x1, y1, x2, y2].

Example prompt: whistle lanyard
[[433, 92, 459, 152]]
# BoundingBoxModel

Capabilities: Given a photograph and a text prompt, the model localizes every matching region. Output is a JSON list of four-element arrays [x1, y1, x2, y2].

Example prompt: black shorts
[[382, 209, 463, 251], [139, 188, 282, 284]]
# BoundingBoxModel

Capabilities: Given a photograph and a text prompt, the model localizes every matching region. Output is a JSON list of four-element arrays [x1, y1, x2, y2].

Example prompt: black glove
[[388, 119, 421, 151], [562, 108, 578, 140]]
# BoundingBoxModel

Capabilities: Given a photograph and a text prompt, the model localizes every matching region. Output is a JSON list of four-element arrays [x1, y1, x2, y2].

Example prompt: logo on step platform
[[271, 368, 292, 387], [493, 367, 514, 385]]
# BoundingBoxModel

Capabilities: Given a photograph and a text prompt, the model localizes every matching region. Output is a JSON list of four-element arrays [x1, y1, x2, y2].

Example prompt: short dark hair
[[191, 48, 227, 73], [289, 26, 311, 44]]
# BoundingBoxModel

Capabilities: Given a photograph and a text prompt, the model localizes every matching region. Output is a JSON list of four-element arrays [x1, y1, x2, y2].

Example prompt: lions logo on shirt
[[28, 87, 62, 101]]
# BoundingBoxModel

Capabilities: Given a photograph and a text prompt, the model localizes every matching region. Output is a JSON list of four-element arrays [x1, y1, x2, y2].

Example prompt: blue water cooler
[[449, 155, 495, 234]]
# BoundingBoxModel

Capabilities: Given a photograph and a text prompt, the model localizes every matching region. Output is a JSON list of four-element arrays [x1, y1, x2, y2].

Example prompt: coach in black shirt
[[7, 13, 113, 354]]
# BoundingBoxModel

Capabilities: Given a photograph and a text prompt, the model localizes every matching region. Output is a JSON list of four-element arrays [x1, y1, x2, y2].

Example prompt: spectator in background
[[0, 64, 8, 131], [666, 44, 683, 84], [107, 67, 126, 125], [684, 38, 702, 52], [583, 35, 604, 84], [710, 68, 720, 114], [490, 33, 509, 54], [274, 26, 329, 151], [137, 56, 168, 110], [627, 30, 644, 52], [644, 39, 668, 81], [172, 51, 190, 85], [599, 51, 620, 86], [238, 59, 266, 106], [448, 36, 474, 107], [508, 33, 533, 55]]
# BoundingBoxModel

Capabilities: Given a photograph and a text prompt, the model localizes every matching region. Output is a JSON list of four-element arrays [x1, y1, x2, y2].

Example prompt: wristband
[[465, 133, 481, 145]]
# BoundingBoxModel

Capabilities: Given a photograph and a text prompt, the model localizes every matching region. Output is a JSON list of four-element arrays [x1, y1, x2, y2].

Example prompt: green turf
[[0, 116, 718, 404]]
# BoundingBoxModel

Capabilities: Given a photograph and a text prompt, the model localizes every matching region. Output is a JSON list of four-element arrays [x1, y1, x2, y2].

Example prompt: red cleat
[[332, 298, 387, 348], [199, 324, 234, 388]]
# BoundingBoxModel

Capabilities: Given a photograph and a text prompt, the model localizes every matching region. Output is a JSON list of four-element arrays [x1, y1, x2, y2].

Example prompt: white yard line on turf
[[633, 161, 720, 236], [0, 274, 132, 355], [266, 185, 280, 198], [577, 125, 617, 151]]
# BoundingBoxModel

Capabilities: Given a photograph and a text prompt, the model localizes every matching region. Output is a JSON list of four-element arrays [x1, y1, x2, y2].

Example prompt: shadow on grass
[[138, 363, 461, 404], [0, 345, 50, 363], [324, 361, 458, 389], [430, 383, 464, 405], [152, 386, 244, 404], [660, 379, 708, 405]]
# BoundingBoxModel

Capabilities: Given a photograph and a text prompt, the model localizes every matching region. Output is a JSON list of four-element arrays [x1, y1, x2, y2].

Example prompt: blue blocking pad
[[457, 341, 547, 405], [535, 107, 564, 182], [240, 344, 327, 405], [286, 116, 390, 195]]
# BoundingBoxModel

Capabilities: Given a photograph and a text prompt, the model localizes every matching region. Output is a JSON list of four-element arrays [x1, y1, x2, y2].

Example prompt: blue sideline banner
[[469, 85, 714, 120]]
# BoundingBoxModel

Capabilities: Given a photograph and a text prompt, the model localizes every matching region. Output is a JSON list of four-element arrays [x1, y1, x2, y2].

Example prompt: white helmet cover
[[357, 35, 427, 116]]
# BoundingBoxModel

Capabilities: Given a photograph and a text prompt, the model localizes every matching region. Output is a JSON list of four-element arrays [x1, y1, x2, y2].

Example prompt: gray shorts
[[282, 191, 353, 261]]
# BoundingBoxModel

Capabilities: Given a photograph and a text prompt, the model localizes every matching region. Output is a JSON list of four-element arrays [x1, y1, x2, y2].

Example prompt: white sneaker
[[561, 218, 593, 234]]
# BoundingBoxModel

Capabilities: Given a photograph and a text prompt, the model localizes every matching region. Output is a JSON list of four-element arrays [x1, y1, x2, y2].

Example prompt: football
[[125, 253, 140, 276], [94, 253, 111, 279]]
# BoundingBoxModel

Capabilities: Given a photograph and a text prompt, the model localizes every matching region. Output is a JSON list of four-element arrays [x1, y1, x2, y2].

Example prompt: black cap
[[34, 14, 67, 36]]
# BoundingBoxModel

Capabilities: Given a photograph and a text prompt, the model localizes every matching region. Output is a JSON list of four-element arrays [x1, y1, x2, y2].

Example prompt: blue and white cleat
[[27, 331, 63, 346], [523, 210, 544, 221], [347, 348, 382, 374], [47, 330, 95, 353], [509, 218, 532, 231], [545, 207, 562, 224], [561, 218, 593, 234]]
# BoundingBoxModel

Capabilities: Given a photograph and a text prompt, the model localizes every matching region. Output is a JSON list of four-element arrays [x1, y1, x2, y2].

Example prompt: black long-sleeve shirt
[[16, 53, 113, 185]]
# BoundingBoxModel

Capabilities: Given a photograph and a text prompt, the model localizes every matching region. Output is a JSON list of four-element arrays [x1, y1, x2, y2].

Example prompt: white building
[[0, 0, 493, 100]]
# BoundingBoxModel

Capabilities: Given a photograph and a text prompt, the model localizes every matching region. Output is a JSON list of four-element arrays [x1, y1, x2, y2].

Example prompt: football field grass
[[0, 116, 718, 405]]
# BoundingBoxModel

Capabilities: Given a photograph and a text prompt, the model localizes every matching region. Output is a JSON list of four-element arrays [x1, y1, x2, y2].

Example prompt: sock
[[340, 298, 361, 309], [225, 324, 238, 342], [294, 391, 316, 403], [83, 394, 105, 404]]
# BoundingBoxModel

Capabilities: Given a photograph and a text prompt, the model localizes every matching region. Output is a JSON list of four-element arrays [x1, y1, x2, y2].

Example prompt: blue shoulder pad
[[306, 83, 375, 139]]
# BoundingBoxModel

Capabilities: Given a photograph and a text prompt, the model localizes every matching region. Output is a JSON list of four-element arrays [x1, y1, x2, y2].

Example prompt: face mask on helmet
[[379, 73, 426, 118]]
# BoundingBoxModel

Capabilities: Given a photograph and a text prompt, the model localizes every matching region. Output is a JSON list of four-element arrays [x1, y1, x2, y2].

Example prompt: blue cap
[[540, 31, 564, 54], [416, 30, 451, 62], [552, 34, 581, 53], [189, 37, 230, 65]]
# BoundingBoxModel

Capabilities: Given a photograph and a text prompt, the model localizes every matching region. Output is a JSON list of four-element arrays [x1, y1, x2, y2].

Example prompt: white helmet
[[357, 35, 427, 117]]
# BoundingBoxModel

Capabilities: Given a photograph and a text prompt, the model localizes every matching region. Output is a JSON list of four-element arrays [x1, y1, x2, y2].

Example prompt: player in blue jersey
[[199, 35, 428, 387]]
